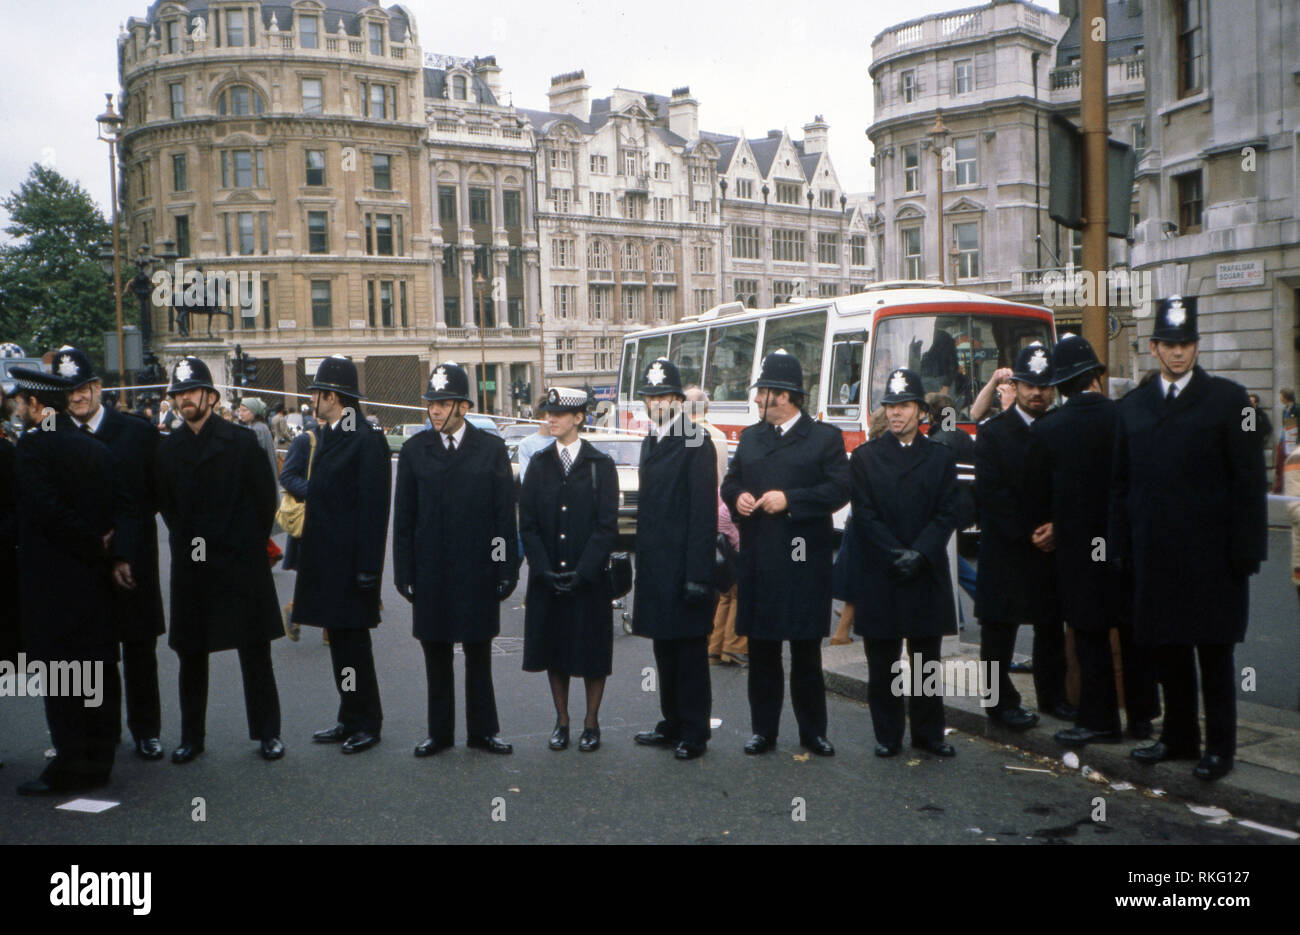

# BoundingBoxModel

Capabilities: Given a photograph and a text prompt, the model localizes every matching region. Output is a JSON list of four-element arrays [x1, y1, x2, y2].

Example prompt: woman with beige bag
[[277, 417, 318, 642]]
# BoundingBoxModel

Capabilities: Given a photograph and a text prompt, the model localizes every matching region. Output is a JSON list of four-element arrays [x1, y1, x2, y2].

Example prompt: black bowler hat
[[166, 356, 216, 395], [308, 354, 364, 398], [1012, 344, 1053, 387], [1049, 334, 1105, 386], [423, 362, 472, 403], [752, 350, 804, 395], [50, 346, 98, 389], [1152, 295, 1198, 343], [539, 385, 590, 413], [880, 367, 926, 406], [637, 357, 684, 397]]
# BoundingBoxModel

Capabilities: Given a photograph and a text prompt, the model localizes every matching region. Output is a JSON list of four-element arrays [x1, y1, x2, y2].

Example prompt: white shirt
[[73, 404, 107, 434], [1015, 404, 1037, 427], [774, 411, 802, 437], [1160, 370, 1193, 400], [442, 421, 467, 450]]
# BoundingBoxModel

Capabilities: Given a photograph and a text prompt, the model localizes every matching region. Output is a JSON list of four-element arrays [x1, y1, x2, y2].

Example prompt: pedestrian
[[154, 357, 285, 764], [270, 403, 293, 446], [63, 347, 168, 761], [0, 385, 16, 686], [1112, 296, 1267, 781], [237, 397, 283, 567], [630, 358, 717, 760], [970, 366, 1014, 423], [9, 363, 122, 794], [1287, 445, 1300, 617], [276, 420, 319, 640], [156, 398, 178, 433], [925, 392, 978, 623], [830, 407, 889, 645], [850, 368, 961, 757], [1025, 335, 1159, 749], [393, 362, 519, 757], [709, 492, 746, 663], [683, 385, 730, 489], [520, 386, 619, 752], [975, 343, 1069, 732], [293, 356, 392, 755], [515, 396, 555, 482], [722, 351, 850, 757]]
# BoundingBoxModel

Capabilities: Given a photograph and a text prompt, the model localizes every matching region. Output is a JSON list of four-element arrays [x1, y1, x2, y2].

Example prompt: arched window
[[452, 75, 467, 100], [587, 239, 610, 270], [621, 241, 643, 272], [217, 84, 266, 116], [652, 242, 673, 273]]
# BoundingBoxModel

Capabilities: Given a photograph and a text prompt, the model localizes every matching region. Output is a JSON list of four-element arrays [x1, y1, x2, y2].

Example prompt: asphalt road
[[0, 516, 1292, 844]]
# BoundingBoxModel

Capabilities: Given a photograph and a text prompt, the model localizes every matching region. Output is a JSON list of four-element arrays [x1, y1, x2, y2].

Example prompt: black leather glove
[[682, 581, 713, 606], [889, 549, 926, 581], [399, 583, 415, 604], [545, 571, 577, 595], [356, 572, 379, 591], [496, 577, 518, 602]]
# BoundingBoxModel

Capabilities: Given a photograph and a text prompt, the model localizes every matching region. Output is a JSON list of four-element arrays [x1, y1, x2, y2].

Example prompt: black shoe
[[1128, 719, 1155, 740], [578, 728, 601, 752], [17, 777, 55, 796], [1193, 754, 1233, 781], [744, 734, 776, 755], [414, 737, 452, 757], [800, 735, 835, 757], [467, 735, 513, 755], [875, 743, 901, 758], [134, 737, 164, 760], [313, 723, 348, 743], [341, 732, 379, 754], [989, 707, 1039, 732], [1055, 726, 1122, 747], [549, 725, 570, 751], [674, 740, 706, 760], [1130, 741, 1200, 764], [260, 738, 285, 760], [1047, 702, 1079, 721], [634, 730, 676, 748], [171, 742, 204, 764], [912, 739, 956, 757]]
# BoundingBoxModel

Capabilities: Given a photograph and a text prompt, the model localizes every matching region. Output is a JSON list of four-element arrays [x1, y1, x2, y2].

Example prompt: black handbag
[[714, 532, 738, 593], [591, 462, 633, 598]]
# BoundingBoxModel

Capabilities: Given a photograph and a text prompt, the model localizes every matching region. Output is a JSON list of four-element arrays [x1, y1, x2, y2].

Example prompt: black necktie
[[445, 435, 456, 453], [1167, 383, 1178, 405], [80, 424, 93, 436], [560, 447, 572, 475]]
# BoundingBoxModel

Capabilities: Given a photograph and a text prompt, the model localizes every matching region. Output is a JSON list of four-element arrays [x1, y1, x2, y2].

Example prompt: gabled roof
[[747, 134, 784, 178]]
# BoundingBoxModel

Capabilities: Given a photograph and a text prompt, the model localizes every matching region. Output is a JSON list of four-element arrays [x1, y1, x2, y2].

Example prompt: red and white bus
[[616, 282, 1056, 450]]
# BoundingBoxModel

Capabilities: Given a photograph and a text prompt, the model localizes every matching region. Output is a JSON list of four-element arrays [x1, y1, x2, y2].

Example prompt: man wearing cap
[[61, 347, 168, 761], [8, 362, 122, 794], [721, 351, 850, 757], [850, 368, 961, 757], [1025, 336, 1160, 749], [1111, 296, 1266, 780], [154, 356, 285, 763], [975, 344, 1068, 731], [293, 356, 391, 755], [394, 362, 519, 756], [629, 359, 717, 760]]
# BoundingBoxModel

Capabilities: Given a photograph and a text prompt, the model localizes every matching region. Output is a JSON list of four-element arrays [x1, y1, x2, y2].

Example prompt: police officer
[[630, 359, 717, 760], [722, 351, 850, 756], [154, 357, 285, 763], [520, 386, 619, 752], [59, 347, 167, 761], [975, 344, 1068, 730], [850, 369, 961, 757], [294, 356, 391, 754], [9, 364, 122, 794], [1112, 297, 1266, 780], [394, 362, 518, 756]]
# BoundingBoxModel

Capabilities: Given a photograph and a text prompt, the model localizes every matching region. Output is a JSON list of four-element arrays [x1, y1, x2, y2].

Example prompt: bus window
[[669, 328, 707, 390], [639, 334, 669, 374], [827, 331, 866, 419], [704, 320, 758, 403], [760, 310, 827, 410], [619, 339, 637, 401]]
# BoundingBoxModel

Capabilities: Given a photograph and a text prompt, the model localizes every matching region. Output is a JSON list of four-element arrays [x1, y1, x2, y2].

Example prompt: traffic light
[[1048, 114, 1137, 239], [240, 352, 259, 388]]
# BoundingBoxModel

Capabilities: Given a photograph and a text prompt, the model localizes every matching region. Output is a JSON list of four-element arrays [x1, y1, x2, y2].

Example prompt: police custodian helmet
[[1151, 295, 1198, 343], [637, 357, 685, 397], [1049, 334, 1106, 386], [880, 368, 926, 406], [1011, 344, 1053, 387], [166, 356, 216, 395], [751, 350, 804, 395], [308, 354, 364, 398], [423, 362, 472, 403]]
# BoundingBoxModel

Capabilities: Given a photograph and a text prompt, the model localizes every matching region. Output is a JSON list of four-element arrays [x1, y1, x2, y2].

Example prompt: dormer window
[[225, 8, 246, 47], [217, 85, 266, 116], [368, 22, 384, 56], [299, 15, 319, 49], [452, 75, 467, 100], [166, 19, 181, 53]]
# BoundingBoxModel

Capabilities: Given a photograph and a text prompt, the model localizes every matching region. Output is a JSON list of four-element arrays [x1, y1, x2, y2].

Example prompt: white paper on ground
[[1236, 820, 1300, 840], [56, 799, 119, 813], [709, 718, 722, 729]]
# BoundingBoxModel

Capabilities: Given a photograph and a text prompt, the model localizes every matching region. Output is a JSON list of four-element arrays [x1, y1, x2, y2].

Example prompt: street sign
[[103, 326, 143, 373]]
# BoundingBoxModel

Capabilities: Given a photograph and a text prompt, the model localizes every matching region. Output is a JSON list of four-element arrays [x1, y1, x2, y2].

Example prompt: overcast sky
[[0, 0, 1062, 234]]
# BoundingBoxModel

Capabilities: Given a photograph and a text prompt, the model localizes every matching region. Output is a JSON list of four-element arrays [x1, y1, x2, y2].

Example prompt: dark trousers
[[177, 643, 281, 744], [326, 628, 382, 735], [421, 640, 499, 741], [747, 637, 827, 741], [43, 654, 120, 786], [651, 636, 711, 746], [1074, 624, 1162, 732], [120, 636, 161, 742], [980, 618, 1067, 713], [1155, 643, 1236, 758], [864, 637, 945, 747]]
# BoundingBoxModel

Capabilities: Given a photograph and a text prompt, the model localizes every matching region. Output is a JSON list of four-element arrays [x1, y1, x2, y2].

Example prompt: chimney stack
[[802, 115, 829, 155], [668, 86, 699, 140], [474, 55, 503, 103], [548, 69, 590, 122]]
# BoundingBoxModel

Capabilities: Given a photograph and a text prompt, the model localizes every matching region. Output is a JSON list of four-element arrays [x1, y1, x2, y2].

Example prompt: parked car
[[386, 423, 426, 454]]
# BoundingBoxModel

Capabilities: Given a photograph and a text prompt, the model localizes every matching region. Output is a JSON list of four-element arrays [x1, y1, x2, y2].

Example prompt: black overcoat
[[291, 421, 392, 630], [392, 423, 518, 643], [94, 406, 166, 642], [850, 432, 960, 639], [14, 416, 118, 662], [520, 440, 619, 676], [154, 415, 284, 654], [631, 414, 718, 640], [1110, 367, 1266, 644], [973, 408, 1058, 624], [0, 438, 18, 663], [1025, 393, 1123, 633], [721, 414, 850, 640]]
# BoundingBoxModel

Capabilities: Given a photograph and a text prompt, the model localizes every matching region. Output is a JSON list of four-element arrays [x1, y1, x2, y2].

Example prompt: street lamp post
[[96, 92, 126, 409], [927, 108, 950, 285], [474, 271, 490, 413]]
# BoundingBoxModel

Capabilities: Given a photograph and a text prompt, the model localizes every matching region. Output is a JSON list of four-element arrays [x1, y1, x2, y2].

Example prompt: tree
[[0, 163, 117, 364]]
